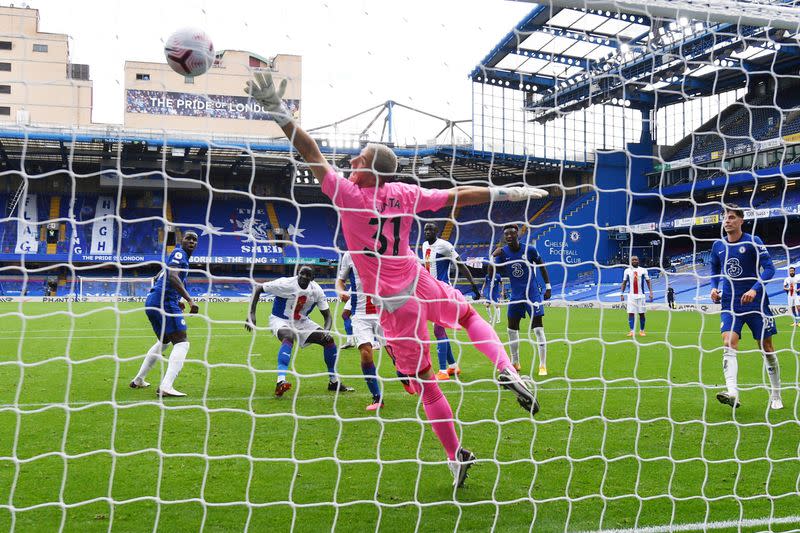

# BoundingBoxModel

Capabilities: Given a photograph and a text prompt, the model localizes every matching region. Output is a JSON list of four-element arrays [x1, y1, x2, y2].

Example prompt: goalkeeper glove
[[244, 72, 291, 126], [489, 186, 548, 201]]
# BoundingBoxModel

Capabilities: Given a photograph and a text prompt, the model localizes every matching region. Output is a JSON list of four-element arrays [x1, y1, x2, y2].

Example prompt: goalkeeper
[[246, 72, 545, 488]]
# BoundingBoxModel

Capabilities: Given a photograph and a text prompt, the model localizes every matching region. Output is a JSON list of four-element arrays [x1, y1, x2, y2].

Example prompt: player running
[[710, 205, 782, 410], [783, 266, 800, 327], [246, 265, 354, 397], [482, 263, 504, 325], [620, 255, 654, 337], [421, 222, 482, 380], [246, 71, 542, 488], [336, 251, 385, 410], [492, 224, 551, 376], [131, 231, 199, 397]]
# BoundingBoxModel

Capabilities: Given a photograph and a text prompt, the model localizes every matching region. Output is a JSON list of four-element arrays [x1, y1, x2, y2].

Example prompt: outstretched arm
[[445, 185, 548, 208], [245, 72, 331, 184]]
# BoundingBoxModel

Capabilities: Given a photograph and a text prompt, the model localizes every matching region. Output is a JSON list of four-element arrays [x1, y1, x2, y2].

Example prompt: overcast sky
[[22, 0, 532, 142]]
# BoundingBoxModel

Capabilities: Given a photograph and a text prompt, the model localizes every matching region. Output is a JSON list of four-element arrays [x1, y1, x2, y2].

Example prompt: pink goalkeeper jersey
[[322, 169, 449, 297]]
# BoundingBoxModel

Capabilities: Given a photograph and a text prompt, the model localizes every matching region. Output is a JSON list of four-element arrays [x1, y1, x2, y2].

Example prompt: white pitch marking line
[[580, 514, 800, 533], [0, 382, 787, 410]]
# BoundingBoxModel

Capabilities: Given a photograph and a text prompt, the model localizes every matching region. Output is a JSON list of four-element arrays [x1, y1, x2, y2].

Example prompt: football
[[164, 28, 215, 77]]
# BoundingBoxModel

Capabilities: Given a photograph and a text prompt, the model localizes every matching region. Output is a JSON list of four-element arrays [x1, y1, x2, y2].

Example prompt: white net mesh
[[1, 1, 799, 531]]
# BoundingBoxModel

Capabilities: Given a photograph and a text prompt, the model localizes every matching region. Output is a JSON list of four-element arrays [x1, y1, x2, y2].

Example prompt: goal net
[[77, 277, 154, 300], [1, 1, 799, 531]]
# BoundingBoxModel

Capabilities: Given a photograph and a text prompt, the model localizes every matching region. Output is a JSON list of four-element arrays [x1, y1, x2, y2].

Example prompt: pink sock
[[459, 308, 513, 372], [420, 379, 460, 460]]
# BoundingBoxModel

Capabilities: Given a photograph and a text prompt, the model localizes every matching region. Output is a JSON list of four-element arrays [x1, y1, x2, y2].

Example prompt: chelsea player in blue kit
[[492, 224, 551, 376], [130, 231, 199, 397], [710, 206, 782, 410]]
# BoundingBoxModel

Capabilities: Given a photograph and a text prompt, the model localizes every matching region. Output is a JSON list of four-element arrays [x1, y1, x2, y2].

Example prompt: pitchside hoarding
[[125, 89, 301, 121]]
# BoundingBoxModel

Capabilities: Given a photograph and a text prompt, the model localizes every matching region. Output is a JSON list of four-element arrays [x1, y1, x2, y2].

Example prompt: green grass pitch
[[0, 302, 798, 532]]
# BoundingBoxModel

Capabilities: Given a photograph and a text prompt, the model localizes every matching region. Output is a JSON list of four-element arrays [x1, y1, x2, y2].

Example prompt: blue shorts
[[145, 293, 187, 338], [483, 287, 501, 303], [507, 299, 544, 320], [720, 302, 777, 341]]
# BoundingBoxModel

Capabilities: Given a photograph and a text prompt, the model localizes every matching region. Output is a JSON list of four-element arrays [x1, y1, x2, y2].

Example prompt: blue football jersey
[[493, 244, 543, 301], [151, 247, 190, 305], [710, 233, 775, 310]]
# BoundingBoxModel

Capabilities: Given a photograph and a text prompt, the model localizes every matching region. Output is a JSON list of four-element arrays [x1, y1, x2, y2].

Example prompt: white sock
[[763, 352, 781, 399], [160, 341, 189, 390], [722, 347, 738, 397], [508, 329, 520, 365], [135, 341, 163, 381], [533, 327, 547, 369], [494, 307, 501, 324]]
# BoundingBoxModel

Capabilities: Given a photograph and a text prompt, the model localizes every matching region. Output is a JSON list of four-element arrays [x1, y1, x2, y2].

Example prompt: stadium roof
[[0, 127, 590, 187], [471, 2, 800, 122]]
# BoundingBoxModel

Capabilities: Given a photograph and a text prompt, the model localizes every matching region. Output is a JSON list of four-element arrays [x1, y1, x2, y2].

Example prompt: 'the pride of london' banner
[[125, 89, 301, 121], [15, 194, 39, 254], [90, 197, 116, 256]]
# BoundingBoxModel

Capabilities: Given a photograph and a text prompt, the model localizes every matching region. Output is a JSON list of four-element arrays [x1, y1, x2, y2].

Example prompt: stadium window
[[0, 85, 9, 94], [136, 73, 150, 81], [0, 63, 10, 72], [184, 76, 194, 84], [0, 41, 10, 50], [0, 106, 10, 116], [32, 44, 48, 53]]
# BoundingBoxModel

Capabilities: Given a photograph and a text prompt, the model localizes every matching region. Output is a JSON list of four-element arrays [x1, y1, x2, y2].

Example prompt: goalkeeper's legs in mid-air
[[380, 268, 538, 487], [717, 310, 781, 410]]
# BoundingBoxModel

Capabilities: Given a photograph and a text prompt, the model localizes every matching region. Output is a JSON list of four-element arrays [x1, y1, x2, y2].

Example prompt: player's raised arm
[[245, 72, 332, 184], [444, 185, 548, 207]]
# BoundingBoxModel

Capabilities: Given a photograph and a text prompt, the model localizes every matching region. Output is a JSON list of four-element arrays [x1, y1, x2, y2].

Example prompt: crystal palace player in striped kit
[[246, 71, 542, 488], [492, 224, 551, 376], [131, 231, 199, 397], [421, 222, 482, 380], [710, 205, 782, 410], [246, 266, 354, 397], [783, 266, 800, 326], [336, 251, 385, 410], [620, 256, 653, 337]]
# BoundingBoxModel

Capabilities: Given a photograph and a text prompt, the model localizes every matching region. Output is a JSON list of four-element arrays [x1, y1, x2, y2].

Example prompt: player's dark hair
[[183, 230, 198, 238], [723, 204, 744, 219], [503, 224, 519, 232]]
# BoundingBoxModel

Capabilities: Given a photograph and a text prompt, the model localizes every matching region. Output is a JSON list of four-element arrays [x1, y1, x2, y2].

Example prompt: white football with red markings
[[164, 28, 215, 77]]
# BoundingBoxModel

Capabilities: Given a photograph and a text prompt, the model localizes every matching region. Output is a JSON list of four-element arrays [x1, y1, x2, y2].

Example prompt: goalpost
[[2, 1, 800, 531], [77, 277, 154, 300]]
